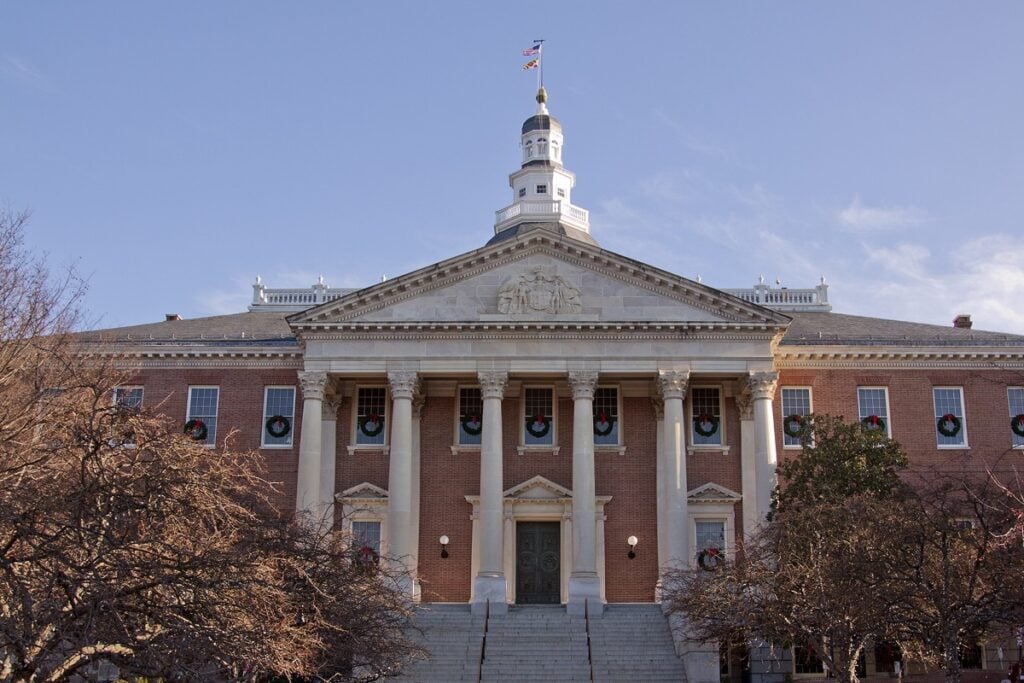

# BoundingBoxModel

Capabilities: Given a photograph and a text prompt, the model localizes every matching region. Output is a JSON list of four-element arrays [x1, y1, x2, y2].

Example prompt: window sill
[[346, 445, 391, 455], [936, 445, 969, 450], [450, 445, 482, 455], [517, 445, 561, 456], [687, 445, 731, 456], [260, 444, 294, 450], [596, 445, 627, 456]]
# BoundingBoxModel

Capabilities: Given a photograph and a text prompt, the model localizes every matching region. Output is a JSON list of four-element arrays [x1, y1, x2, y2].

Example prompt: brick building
[[82, 88, 1024, 681]]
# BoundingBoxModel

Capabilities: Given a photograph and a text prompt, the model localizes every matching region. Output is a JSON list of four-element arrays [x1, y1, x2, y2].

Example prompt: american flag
[[522, 58, 540, 71], [522, 44, 541, 56]]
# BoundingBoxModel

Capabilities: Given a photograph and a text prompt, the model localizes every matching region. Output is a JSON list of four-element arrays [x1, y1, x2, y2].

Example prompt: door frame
[[466, 475, 611, 606]]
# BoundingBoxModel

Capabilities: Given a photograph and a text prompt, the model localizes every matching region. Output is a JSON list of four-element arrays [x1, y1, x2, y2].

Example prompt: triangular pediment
[[288, 228, 789, 329], [504, 475, 572, 500], [687, 482, 742, 503], [337, 482, 388, 500]]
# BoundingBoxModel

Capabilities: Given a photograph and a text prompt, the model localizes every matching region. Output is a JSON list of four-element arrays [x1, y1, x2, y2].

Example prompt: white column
[[736, 388, 759, 540], [387, 371, 419, 593], [651, 394, 666, 598], [567, 371, 602, 614], [296, 371, 327, 519], [748, 372, 780, 523], [319, 391, 341, 526], [410, 390, 425, 602], [658, 370, 690, 576], [474, 370, 508, 615]]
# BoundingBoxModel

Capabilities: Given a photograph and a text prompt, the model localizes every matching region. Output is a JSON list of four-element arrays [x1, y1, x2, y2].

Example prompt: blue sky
[[2, 2, 1022, 333]]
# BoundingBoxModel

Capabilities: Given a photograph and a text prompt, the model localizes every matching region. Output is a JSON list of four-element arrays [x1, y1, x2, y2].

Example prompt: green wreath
[[593, 410, 615, 437], [697, 547, 724, 571], [359, 413, 385, 438], [861, 415, 886, 432], [783, 414, 805, 438], [461, 413, 482, 436], [266, 415, 291, 439], [184, 419, 208, 441], [1011, 414, 1024, 438], [937, 413, 962, 438], [693, 413, 719, 437], [526, 413, 550, 438]]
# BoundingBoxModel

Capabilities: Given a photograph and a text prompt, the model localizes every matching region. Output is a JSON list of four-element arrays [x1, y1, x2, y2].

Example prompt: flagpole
[[535, 39, 545, 90]]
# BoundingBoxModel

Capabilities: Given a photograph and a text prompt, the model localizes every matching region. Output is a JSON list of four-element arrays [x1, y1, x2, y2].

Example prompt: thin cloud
[[1, 54, 55, 93], [838, 195, 927, 232]]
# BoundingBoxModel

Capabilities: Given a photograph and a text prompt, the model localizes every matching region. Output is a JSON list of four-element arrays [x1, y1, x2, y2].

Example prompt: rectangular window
[[186, 386, 219, 446], [356, 387, 387, 446], [1009, 387, 1024, 448], [262, 386, 296, 447], [933, 387, 967, 447], [113, 386, 144, 412], [518, 187, 526, 198], [793, 644, 824, 675], [523, 387, 554, 446], [556, 188, 566, 198], [352, 520, 382, 553], [458, 387, 483, 446], [691, 387, 723, 446], [593, 387, 619, 446], [857, 387, 891, 437], [536, 184, 547, 194], [959, 644, 983, 670], [780, 387, 812, 447], [695, 520, 725, 551]]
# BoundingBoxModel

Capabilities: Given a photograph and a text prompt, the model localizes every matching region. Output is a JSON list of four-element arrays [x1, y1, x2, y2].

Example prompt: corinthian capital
[[322, 392, 342, 420], [657, 370, 690, 400], [387, 371, 420, 400], [478, 371, 508, 400], [298, 371, 328, 402], [567, 371, 599, 400], [747, 371, 779, 401], [734, 390, 754, 420]]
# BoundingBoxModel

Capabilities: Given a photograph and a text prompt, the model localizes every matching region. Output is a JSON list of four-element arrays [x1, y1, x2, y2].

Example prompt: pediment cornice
[[287, 229, 790, 329], [687, 482, 742, 504]]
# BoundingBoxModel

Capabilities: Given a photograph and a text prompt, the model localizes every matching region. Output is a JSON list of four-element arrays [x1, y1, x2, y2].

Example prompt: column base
[[566, 573, 603, 615], [471, 574, 508, 615]]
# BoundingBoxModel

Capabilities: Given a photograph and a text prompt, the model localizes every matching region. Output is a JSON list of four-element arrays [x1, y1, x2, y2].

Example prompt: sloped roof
[[782, 311, 1024, 346], [78, 311, 296, 345]]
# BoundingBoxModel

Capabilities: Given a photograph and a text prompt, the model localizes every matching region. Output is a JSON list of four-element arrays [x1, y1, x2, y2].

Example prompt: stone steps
[[394, 602, 688, 682]]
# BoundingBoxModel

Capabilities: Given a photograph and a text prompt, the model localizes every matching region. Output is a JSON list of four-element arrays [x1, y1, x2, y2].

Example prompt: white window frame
[[857, 386, 892, 438], [261, 386, 296, 449], [113, 386, 144, 410], [933, 386, 968, 449], [536, 183, 548, 194], [454, 384, 483, 450], [780, 386, 813, 449], [186, 385, 219, 448], [520, 385, 557, 450], [1008, 387, 1024, 449], [593, 384, 623, 449], [688, 385, 726, 449], [689, 514, 734, 565], [351, 385, 389, 449], [337, 484, 390, 557]]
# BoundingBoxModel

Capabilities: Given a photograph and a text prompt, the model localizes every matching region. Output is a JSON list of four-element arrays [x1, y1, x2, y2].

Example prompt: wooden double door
[[515, 521, 561, 604]]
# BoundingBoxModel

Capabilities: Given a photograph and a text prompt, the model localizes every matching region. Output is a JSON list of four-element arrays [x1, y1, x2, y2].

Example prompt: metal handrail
[[477, 599, 489, 683], [585, 598, 595, 683]]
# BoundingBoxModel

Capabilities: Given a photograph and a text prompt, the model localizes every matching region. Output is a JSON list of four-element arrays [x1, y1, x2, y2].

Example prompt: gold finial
[[536, 86, 548, 104]]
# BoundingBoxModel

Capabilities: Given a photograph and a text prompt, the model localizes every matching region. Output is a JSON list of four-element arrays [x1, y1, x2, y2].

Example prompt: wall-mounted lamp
[[439, 534, 450, 559], [627, 535, 639, 559]]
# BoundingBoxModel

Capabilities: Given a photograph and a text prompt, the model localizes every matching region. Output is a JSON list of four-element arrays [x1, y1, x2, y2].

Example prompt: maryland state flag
[[522, 58, 540, 71]]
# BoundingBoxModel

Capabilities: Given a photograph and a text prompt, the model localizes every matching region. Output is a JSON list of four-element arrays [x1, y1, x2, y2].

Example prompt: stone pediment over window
[[687, 482, 742, 504], [288, 227, 789, 329], [336, 482, 388, 502], [505, 475, 573, 500]]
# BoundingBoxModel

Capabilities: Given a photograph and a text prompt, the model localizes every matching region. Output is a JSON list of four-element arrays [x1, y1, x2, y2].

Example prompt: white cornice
[[777, 345, 1024, 369], [288, 231, 790, 328]]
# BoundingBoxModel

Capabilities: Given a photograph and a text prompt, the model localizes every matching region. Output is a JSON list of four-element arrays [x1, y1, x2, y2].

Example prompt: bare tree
[[0, 210, 421, 681], [889, 473, 1024, 683]]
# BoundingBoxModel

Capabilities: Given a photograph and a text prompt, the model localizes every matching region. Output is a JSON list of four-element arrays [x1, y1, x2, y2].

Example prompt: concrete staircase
[[396, 602, 688, 682]]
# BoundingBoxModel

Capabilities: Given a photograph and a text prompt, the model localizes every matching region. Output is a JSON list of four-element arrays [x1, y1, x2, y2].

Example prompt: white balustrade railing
[[494, 200, 589, 228], [250, 279, 356, 311], [723, 281, 831, 312]]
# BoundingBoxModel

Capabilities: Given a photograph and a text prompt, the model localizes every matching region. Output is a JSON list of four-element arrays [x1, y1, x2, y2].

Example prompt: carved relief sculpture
[[497, 268, 582, 314]]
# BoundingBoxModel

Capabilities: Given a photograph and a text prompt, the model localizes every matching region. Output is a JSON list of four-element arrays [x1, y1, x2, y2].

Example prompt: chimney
[[952, 314, 972, 329], [165, 313, 182, 322]]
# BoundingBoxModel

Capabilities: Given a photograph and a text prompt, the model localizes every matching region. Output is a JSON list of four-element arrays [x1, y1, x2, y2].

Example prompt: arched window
[[524, 141, 533, 158], [537, 138, 548, 155], [552, 141, 560, 160]]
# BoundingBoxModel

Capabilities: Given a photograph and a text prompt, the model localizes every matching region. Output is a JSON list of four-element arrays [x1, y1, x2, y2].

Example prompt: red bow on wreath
[[868, 415, 879, 426]]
